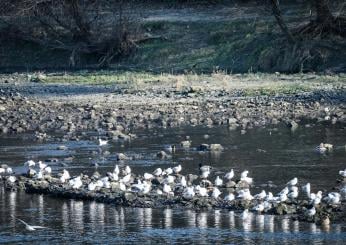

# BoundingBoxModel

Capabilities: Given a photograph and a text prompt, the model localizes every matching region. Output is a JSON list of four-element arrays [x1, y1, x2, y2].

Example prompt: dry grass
[[26, 70, 346, 96]]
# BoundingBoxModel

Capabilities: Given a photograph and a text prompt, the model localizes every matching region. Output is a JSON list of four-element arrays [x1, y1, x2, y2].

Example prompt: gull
[[286, 177, 298, 186], [60, 169, 70, 183], [164, 175, 175, 184], [224, 193, 235, 202], [119, 182, 127, 191], [43, 167, 52, 175], [179, 176, 187, 187], [263, 201, 272, 211], [98, 138, 108, 146], [339, 169, 346, 178], [237, 189, 253, 201], [310, 191, 322, 205], [38, 161, 47, 170], [316, 143, 333, 153], [254, 190, 266, 200], [241, 176, 253, 185], [200, 170, 210, 179], [88, 182, 97, 191], [163, 183, 172, 194], [36, 171, 43, 180], [306, 207, 316, 217], [144, 173, 154, 180], [340, 186, 346, 200], [277, 193, 287, 203], [252, 203, 264, 213], [287, 189, 299, 199], [121, 174, 131, 184], [108, 172, 119, 181], [114, 165, 120, 175], [124, 166, 131, 175], [69, 176, 83, 189], [214, 176, 223, 187], [164, 168, 173, 175], [211, 187, 222, 199], [183, 186, 195, 199], [153, 168, 163, 176], [224, 169, 234, 180], [14, 217, 47, 231], [0, 168, 4, 174], [173, 164, 182, 174], [240, 170, 253, 184], [199, 164, 212, 173], [265, 192, 275, 202], [6, 167, 13, 174], [24, 160, 36, 167], [240, 170, 249, 179], [195, 185, 208, 197], [8, 176, 17, 183], [324, 192, 341, 205], [278, 187, 289, 196]]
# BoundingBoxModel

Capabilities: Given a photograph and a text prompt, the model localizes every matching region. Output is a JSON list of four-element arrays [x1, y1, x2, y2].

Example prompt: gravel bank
[[0, 74, 345, 139]]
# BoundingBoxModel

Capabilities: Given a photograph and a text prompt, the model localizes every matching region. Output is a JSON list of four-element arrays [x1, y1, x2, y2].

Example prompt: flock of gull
[[1, 159, 345, 219], [0, 140, 345, 230]]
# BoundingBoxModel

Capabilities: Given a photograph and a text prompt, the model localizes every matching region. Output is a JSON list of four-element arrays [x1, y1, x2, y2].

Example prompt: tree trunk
[[270, 0, 295, 44], [314, 0, 334, 23]]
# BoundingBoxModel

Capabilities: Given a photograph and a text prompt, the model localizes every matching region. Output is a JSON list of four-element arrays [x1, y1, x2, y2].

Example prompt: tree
[[0, 0, 138, 67], [269, 0, 346, 40]]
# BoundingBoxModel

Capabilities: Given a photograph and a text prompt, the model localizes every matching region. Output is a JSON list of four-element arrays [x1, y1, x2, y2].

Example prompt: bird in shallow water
[[339, 169, 346, 178], [286, 177, 298, 186], [98, 138, 108, 146], [13, 216, 47, 231]]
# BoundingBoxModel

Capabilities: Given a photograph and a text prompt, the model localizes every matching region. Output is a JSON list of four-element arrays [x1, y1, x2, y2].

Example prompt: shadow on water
[[0, 123, 345, 243]]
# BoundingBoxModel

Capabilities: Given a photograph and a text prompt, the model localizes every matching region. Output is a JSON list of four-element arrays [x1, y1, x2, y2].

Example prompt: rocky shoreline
[[0, 76, 345, 139]]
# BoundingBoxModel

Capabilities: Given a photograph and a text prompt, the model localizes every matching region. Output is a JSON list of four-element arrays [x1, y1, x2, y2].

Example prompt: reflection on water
[[0, 188, 345, 243]]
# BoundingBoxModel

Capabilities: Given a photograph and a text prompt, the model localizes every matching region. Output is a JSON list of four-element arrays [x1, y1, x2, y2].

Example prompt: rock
[[287, 120, 298, 130], [115, 153, 129, 161], [57, 145, 67, 150], [0, 106, 6, 111], [157, 151, 169, 159], [198, 144, 210, 151], [181, 140, 191, 148]]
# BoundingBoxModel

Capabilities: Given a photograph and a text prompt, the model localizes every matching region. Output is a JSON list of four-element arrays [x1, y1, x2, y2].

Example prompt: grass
[[33, 70, 346, 96]]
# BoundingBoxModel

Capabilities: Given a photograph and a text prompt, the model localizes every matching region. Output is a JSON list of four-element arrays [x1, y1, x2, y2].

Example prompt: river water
[[0, 123, 345, 244]]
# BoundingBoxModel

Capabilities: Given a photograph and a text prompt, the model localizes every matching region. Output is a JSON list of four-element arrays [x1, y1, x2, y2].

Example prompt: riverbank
[[0, 72, 345, 139]]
